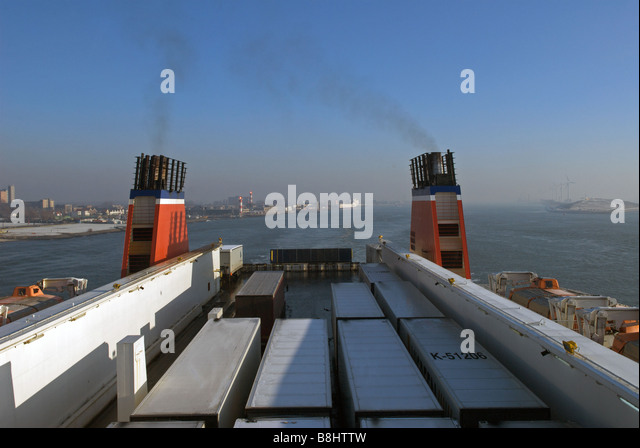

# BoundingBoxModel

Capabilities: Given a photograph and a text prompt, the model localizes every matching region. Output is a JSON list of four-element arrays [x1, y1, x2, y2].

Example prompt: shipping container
[[358, 263, 401, 293], [398, 318, 550, 428], [130, 318, 261, 428], [245, 319, 332, 418], [271, 248, 352, 263], [478, 420, 579, 428], [337, 319, 443, 427], [235, 271, 285, 347], [220, 244, 243, 276], [372, 280, 444, 330], [234, 417, 331, 428], [359, 417, 459, 428], [108, 421, 205, 428], [330, 283, 385, 364]]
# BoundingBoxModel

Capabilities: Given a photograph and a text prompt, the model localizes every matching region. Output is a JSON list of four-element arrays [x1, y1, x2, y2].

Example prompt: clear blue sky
[[1, 0, 638, 205]]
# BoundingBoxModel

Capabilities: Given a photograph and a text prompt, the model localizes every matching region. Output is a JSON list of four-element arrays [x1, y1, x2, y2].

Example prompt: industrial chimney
[[409, 150, 470, 279], [121, 154, 189, 277]]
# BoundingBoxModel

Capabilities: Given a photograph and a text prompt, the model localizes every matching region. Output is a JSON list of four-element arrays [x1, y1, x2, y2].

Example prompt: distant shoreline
[[543, 198, 639, 214], [0, 223, 125, 242]]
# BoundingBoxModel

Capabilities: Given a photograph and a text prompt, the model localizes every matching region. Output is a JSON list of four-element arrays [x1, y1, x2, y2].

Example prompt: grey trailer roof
[[358, 262, 390, 275], [108, 421, 206, 428], [373, 280, 444, 329], [130, 318, 261, 428], [245, 319, 332, 417], [330, 283, 385, 320], [221, 244, 243, 251], [359, 417, 459, 428], [478, 420, 579, 428], [234, 417, 332, 428], [337, 319, 442, 424], [358, 264, 401, 291], [237, 271, 284, 297], [398, 318, 549, 427]]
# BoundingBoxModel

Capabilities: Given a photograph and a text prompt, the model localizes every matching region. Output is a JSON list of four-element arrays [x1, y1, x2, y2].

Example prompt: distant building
[[8, 185, 15, 203], [0, 190, 7, 203]]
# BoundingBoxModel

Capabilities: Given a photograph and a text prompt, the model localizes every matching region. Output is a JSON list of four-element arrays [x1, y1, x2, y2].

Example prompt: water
[[1, 204, 638, 307]]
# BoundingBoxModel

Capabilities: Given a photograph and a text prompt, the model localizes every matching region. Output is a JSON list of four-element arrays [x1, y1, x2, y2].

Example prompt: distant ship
[[339, 197, 360, 208]]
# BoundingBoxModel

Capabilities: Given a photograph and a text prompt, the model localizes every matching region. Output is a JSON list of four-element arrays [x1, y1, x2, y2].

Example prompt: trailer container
[[271, 248, 352, 263], [108, 421, 205, 428], [372, 280, 444, 330], [245, 319, 332, 418], [330, 283, 385, 365], [130, 318, 261, 428], [359, 417, 459, 428], [358, 263, 401, 293], [398, 318, 550, 428], [220, 244, 243, 276], [336, 318, 442, 427], [478, 420, 578, 428], [234, 417, 331, 428], [235, 271, 285, 347]]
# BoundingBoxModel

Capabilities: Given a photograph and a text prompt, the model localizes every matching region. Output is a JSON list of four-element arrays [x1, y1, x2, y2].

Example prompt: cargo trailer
[[270, 248, 352, 264], [108, 421, 206, 428], [336, 319, 443, 427], [234, 417, 332, 428], [372, 280, 444, 330], [220, 244, 243, 276], [130, 318, 261, 428], [359, 417, 459, 428], [245, 319, 332, 418], [235, 271, 285, 347], [478, 420, 579, 428], [330, 282, 385, 366], [398, 318, 550, 428], [358, 263, 401, 293]]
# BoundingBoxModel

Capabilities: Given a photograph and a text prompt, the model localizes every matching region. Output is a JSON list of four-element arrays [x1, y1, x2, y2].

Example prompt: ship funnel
[[121, 154, 190, 277], [409, 150, 470, 279]]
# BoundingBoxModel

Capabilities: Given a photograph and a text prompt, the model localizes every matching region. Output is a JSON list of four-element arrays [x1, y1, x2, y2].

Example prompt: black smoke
[[229, 34, 438, 152]]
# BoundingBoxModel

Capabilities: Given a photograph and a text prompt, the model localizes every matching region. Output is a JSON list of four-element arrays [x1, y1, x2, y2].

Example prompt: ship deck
[[85, 243, 638, 429], [88, 269, 358, 428]]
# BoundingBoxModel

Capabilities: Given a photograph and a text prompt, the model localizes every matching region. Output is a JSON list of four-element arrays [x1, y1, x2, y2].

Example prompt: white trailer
[[372, 280, 444, 330], [245, 319, 332, 418], [398, 317, 550, 428], [220, 244, 243, 276], [130, 317, 261, 428], [330, 282, 385, 366], [358, 263, 401, 292], [337, 318, 443, 427]]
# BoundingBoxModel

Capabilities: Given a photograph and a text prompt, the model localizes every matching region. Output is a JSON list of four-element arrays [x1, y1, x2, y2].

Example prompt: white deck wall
[[0, 244, 221, 428]]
